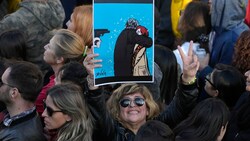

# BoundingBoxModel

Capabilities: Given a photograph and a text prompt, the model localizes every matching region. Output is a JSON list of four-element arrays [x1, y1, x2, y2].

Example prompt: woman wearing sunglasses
[[42, 83, 94, 141], [83, 41, 199, 140]]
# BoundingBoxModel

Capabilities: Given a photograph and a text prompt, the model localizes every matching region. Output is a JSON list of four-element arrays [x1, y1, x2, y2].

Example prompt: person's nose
[[66, 20, 70, 28], [245, 70, 250, 81], [245, 70, 250, 77], [129, 100, 136, 107], [44, 44, 48, 50], [42, 109, 47, 117]]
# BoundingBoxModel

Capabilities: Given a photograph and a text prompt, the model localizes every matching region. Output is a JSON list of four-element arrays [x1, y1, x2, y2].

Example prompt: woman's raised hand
[[178, 41, 199, 84], [83, 46, 102, 89], [83, 53, 102, 77]]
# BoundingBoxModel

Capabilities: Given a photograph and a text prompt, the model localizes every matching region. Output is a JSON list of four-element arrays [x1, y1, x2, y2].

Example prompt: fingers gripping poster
[[94, 0, 154, 86]]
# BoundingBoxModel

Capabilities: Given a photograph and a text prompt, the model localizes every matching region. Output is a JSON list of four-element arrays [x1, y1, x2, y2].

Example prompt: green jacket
[[0, 0, 65, 72]]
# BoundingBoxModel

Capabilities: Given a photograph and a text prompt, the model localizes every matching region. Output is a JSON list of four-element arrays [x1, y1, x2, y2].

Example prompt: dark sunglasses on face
[[43, 100, 63, 117], [119, 97, 145, 108], [205, 73, 217, 89]]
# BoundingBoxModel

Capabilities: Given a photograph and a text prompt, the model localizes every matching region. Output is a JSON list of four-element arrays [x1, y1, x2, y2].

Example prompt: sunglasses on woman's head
[[119, 97, 145, 108], [43, 100, 63, 117]]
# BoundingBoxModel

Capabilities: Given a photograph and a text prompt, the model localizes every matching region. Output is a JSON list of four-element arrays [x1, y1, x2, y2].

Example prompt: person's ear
[[64, 114, 72, 122], [213, 89, 219, 97], [9, 88, 19, 99], [56, 56, 64, 64], [217, 123, 228, 141]]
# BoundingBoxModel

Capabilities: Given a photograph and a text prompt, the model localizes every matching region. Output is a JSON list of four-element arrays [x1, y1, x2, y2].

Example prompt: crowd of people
[[0, 0, 250, 141]]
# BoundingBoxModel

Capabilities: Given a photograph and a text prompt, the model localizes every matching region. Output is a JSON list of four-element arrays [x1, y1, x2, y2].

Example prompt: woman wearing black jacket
[[83, 41, 199, 141], [223, 70, 250, 141]]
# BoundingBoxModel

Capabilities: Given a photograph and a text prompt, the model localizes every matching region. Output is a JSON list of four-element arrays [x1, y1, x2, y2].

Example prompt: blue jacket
[[199, 0, 249, 85]]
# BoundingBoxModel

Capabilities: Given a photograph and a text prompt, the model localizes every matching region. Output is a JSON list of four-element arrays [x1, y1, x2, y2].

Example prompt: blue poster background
[[94, 2, 153, 85]]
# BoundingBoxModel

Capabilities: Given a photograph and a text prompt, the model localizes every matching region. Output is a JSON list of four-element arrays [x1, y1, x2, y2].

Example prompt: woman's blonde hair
[[71, 5, 93, 47], [107, 83, 160, 124], [52, 29, 86, 63], [47, 83, 94, 141]]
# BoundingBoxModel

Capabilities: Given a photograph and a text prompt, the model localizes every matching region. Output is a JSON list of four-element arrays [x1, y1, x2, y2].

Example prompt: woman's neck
[[51, 63, 63, 76]]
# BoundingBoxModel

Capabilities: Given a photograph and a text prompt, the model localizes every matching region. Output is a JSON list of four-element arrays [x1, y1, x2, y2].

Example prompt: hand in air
[[83, 46, 102, 78], [178, 41, 199, 83], [83, 46, 102, 89]]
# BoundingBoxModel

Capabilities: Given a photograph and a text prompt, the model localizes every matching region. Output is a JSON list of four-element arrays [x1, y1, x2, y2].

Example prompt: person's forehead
[[122, 92, 144, 98], [1, 68, 11, 82]]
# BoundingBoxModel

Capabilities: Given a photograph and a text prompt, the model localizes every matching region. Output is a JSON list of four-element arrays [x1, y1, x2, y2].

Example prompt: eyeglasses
[[0, 79, 23, 93], [205, 73, 217, 89], [0, 79, 15, 88], [43, 100, 63, 117], [119, 97, 145, 108]]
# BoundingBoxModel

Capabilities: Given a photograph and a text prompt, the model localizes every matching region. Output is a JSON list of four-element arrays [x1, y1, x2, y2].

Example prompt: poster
[[94, 0, 154, 86]]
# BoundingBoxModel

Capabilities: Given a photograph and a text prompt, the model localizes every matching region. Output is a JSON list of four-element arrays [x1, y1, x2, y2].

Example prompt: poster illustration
[[94, 0, 154, 86]]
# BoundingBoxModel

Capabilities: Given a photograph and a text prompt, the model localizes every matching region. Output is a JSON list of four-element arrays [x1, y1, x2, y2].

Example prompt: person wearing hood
[[197, 0, 249, 102], [0, 0, 65, 73], [198, 0, 249, 80]]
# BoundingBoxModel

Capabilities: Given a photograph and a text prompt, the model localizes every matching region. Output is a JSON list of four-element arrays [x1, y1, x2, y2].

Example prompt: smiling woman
[[107, 84, 160, 134], [83, 40, 200, 141], [107, 84, 159, 133]]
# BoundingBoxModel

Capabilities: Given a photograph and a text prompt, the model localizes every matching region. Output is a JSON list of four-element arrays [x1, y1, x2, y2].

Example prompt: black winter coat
[[114, 29, 152, 76], [224, 92, 250, 141], [0, 110, 47, 141], [86, 80, 198, 141]]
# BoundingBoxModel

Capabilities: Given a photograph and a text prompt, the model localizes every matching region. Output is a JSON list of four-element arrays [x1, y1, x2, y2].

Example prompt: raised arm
[[156, 41, 199, 128], [179, 41, 199, 84], [83, 51, 102, 90], [83, 51, 115, 140]]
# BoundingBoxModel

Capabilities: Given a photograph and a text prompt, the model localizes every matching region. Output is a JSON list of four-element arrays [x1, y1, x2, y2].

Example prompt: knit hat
[[125, 18, 139, 29]]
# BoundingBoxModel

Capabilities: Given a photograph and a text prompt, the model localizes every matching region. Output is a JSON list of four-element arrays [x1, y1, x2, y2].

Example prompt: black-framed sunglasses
[[205, 73, 217, 89], [119, 97, 145, 108], [43, 100, 63, 117], [0, 79, 15, 88]]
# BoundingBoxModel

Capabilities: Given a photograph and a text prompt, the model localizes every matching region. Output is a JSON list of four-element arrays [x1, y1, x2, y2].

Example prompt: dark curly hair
[[232, 30, 250, 75]]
